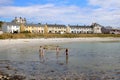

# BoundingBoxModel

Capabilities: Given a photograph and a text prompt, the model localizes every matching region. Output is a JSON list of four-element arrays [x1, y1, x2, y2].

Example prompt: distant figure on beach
[[65, 48, 69, 55], [39, 46, 45, 63], [56, 46, 60, 54], [65, 48, 69, 64]]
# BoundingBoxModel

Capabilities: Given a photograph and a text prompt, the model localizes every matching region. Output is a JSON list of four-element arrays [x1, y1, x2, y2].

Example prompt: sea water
[[0, 41, 120, 72]]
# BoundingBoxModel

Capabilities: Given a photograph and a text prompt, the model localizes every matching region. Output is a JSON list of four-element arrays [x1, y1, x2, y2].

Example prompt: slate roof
[[25, 24, 45, 27], [3, 22, 20, 26], [91, 23, 103, 27], [46, 24, 66, 27], [69, 25, 92, 28]]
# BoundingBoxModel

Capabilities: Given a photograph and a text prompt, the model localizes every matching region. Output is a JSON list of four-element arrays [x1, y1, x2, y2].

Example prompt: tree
[[0, 21, 3, 28]]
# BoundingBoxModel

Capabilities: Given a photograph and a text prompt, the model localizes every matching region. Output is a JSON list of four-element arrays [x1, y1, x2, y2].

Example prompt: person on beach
[[39, 46, 45, 63], [56, 46, 60, 54], [65, 48, 69, 64], [65, 48, 69, 55]]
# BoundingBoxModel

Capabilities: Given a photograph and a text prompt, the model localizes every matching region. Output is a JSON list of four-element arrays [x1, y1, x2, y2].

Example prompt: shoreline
[[0, 37, 120, 46], [1, 37, 120, 51]]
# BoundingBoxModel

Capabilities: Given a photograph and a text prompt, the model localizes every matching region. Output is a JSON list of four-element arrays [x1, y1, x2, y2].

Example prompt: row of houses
[[1, 17, 120, 34], [1, 22, 102, 34]]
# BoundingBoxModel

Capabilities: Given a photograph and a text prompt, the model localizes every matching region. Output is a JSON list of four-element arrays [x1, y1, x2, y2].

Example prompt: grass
[[0, 33, 120, 39]]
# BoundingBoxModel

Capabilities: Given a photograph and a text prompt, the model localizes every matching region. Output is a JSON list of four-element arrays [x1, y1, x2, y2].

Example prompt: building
[[24, 24, 45, 33], [45, 24, 66, 34], [2, 22, 20, 33], [101, 27, 120, 34], [67, 25, 93, 34], [92, 23, 102, 33], [0, 30, 3, 34], [12, 17, 26, 24], [109, 29, 120, 34], [67, 23, 102, 34], [1, 17, 103, 34]]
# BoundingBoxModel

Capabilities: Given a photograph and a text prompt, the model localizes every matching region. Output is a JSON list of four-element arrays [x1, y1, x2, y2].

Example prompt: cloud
[[0, 4, 87, 24], [87, 0, 120, 27], [0, 0, 13, 5], [88, 0, 120, 8], [0, 1, 120, 27]]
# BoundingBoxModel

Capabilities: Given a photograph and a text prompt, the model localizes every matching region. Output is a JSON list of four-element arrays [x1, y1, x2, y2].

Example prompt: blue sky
[[0, 0, 120, 27], [12, 0, 88, 7]]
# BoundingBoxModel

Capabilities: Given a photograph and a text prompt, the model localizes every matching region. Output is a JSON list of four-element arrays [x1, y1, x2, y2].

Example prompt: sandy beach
[[1, 37, 120, 46]]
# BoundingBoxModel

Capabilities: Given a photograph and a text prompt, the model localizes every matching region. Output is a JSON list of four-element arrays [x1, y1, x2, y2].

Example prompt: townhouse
[[67, 25, 93, 34], [23, 24, 45, 33], [2, 22, 20, 33], [45, 24, 66, 34], [67, 23, 102, 34], [2, 22, 102, 34], [1, 17, 103, 34]]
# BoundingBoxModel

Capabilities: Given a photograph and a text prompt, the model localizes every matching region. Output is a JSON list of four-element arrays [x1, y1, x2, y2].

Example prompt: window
[[49, 31, 52, 33], [32, 30, 34, 33]]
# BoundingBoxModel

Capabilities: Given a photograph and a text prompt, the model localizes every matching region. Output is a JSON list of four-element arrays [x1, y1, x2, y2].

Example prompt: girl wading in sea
[[39, 46, 45, 63], [65, 48, 69, 64], [56, 46, 60, 54], [65, 48, 69, 55]]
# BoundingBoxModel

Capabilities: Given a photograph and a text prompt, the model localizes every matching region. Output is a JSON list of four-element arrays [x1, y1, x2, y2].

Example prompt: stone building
[[12, 17, 26, 24], [2, 22, 20, 33], [67, 23, 102, 34], [20, 23, 45, 33], [92, 23, 102, 33], [67, 25, 93, 34], [45, 24, 66, 34]]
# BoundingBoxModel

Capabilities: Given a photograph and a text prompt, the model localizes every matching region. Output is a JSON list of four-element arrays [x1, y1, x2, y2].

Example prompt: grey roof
[[25, 24, 45, 27], [91, 23, 103, 27], [46, 24, 66, 27], [3, 22, 20, 26], [69, 25, 92, 28]]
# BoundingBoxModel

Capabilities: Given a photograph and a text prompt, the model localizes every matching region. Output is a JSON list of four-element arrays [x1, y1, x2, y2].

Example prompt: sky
[[0, 0, 120, 27]]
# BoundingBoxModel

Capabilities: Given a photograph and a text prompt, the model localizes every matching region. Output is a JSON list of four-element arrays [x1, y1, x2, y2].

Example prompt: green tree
[[0, 21, 3, 28]]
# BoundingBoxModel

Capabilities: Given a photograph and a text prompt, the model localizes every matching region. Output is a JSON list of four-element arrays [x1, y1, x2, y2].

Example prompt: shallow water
[[0, 41, 120, 72]]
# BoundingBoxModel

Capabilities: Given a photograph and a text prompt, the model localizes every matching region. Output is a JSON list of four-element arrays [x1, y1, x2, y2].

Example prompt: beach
[[1, 37, 120, 46], [0, 38, 120, 80]]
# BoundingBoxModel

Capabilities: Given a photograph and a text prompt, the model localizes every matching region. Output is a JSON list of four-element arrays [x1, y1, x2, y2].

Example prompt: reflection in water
[[39, 54, 45, 63], [56, 46, 60, 63], [66, 55, 68, 64], [56, 51, 59, 63]]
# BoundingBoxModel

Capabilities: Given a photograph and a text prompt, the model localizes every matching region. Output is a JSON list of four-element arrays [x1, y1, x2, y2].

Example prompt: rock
[[59, 63, 64, 65], [50, 70, 55, 72], [9, 75, 26, 80], [0, 75, 3, 79]]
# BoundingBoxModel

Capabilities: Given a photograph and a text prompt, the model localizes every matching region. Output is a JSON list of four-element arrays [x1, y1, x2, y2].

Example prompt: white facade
[[0, 31, 3, 34], [69, 26, 93, 34], [92, 23, 102, 33], [2, 22, 20, 33], [67, 23, 102, 34], [47, 24, 66, 34]]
